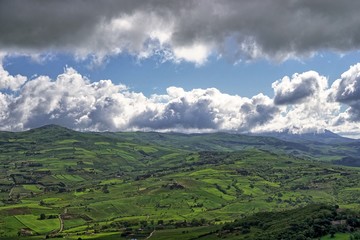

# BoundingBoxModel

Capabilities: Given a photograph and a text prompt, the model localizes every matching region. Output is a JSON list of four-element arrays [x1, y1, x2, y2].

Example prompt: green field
[[0, 125, 359, 239], [15, 215, 59, 234]]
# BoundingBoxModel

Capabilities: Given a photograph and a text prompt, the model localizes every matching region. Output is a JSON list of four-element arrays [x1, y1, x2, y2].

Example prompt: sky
[[0, 0, 360, 138]]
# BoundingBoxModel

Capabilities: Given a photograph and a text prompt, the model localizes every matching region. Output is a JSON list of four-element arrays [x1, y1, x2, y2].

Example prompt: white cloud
[[264, 71, 342, 134], [332, 63, 360, 102], [272, 71, 328, 105], [330, 63, 360, 121], [172, 43, 212, 65], [0, 62, 360, 136], [0, 64, 27, 91], [0, 92, 10, 122], [131, 88, 278, 132], [0, 65, 278, 132], [1, 67, 128, 131]]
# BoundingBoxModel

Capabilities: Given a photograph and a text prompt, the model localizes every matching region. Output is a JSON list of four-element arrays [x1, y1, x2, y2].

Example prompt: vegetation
[[0, 125, 359, 239], [217, 204, 359, 239]]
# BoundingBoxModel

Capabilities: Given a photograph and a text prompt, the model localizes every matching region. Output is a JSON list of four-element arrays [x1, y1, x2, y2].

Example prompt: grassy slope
[[0, 125, 359, 239]]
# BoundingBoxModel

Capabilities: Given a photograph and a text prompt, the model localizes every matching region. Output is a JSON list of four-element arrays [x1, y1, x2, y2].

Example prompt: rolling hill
[[0, 125, 359, 239]]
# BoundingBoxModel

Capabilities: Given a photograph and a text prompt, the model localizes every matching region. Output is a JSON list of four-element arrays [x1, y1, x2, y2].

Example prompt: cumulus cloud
[[1, 0, 360, 64], [266, 65, 360, 136], [1, 62, 360, 135], [0, 64, 27, 91], [0, 66, 278, 132], [272, 71, 327, 105], [131, 88, 278, 132], [332, 63, 360, 103], [331, 63, 360, 121], [2, 68, 129, 131], [265, 70, 342, 134]]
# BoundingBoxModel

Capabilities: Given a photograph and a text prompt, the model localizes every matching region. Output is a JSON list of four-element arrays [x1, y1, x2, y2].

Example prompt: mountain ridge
[[250, 129, 357, 144], [1, 124, 360, 167]]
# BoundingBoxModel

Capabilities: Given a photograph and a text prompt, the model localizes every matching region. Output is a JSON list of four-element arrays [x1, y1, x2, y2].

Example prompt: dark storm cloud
[[1, 0, 360, 62], [0, 0, 178, 49]]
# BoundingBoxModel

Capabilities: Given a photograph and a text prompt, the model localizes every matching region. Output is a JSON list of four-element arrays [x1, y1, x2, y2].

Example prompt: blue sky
[[4, 51, 360, 98], [1, 0, 360, 137]]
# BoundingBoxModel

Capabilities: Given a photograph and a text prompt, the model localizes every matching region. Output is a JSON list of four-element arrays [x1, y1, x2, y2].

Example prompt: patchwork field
[[0, 125, 359, 239]]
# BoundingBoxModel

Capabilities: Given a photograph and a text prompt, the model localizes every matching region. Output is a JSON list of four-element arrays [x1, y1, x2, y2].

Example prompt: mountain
[[1, 124, 360, 167], [252, 129, 357, 144]]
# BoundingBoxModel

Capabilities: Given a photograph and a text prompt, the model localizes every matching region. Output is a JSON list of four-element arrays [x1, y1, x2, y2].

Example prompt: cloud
[[0, 66, 278, 132], [238, 94, 279, 131], [331, 63, 360, 121], [1, 62, 360, 136], [131, 88, 278, 132], [0, 92, 10, 122], [0, 63, 27, 91], [266, 70, 343, 134], [2, 67, 129, 131], [332, 63, 360, 103], [272, 71, 327, 105], [267, 64, 360, 135], [1, 0, 360, 64]]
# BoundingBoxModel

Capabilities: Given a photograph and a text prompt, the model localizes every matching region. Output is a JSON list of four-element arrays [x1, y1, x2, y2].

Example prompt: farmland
[[0, 125, 359, 239]]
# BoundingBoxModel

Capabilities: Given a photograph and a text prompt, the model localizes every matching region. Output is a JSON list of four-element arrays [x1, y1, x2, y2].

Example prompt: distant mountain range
[[1, 125, 359, 167], [252, 129, 357, 144]]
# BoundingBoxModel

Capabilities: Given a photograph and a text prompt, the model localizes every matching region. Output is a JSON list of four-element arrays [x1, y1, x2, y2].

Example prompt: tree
[[102, 184, 109, 194], [39, 213, 46, 220], [329, 228, 336, 238], [350, 231, 360, 240]]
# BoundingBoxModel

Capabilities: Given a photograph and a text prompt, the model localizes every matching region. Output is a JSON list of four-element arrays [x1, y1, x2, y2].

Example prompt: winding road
[[146, 229, 156, 239], [58, 214, 64, 233], [49, 208, 66, 237]]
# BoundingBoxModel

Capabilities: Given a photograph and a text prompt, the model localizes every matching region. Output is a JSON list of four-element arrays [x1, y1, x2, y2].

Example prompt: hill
[[253, 129, 357, 144], [0, 125, 359, 239]]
